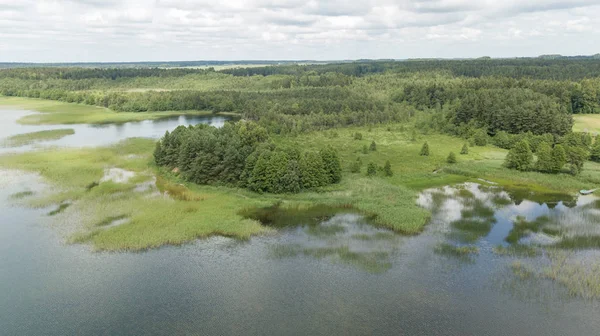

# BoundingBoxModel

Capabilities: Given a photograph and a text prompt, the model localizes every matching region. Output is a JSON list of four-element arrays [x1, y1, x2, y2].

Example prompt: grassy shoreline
[[2, 97, 600, 251], [0, 96, 236, 125]]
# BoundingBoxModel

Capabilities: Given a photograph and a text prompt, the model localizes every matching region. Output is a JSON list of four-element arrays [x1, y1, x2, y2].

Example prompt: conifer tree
[[534, 142, 553, 173], [370, 141, 377, 151], [420, 142, 430, 156], [447, 152, 457, 164], [367, 162, 377, 176], [384, 160, 393, 176], [505, 140, 533, 171], [460, 143, 469, 155]]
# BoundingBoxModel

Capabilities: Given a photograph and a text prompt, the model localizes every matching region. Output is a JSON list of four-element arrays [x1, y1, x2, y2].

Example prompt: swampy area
[[3, 60, 600, 335]]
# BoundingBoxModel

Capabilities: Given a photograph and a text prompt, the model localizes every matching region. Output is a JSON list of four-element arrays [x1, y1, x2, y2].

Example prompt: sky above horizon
[[1, 0, 599, 62]]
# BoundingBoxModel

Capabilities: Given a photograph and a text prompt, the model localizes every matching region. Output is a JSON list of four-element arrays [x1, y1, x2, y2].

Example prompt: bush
[[384, 160, 393, 177], [460, 143, 469, 155], [420, 142, 430, 156], [362, 145, 369, 154], [370, 141, 377, 151], [354, 132, 363, 140], [505, 140, 533, 171], [367, 163, 377, 176], [447, 152, 457, 164], [474, 129, 488, 146]]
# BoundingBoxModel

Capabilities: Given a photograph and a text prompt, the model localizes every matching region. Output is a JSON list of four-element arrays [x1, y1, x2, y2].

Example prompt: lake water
[[0, 109, 228, 154], [1, 109, 600, 335]]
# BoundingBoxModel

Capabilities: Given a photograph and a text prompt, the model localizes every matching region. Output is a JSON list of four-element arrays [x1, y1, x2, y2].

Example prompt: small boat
[[579, 189, 598, 195]]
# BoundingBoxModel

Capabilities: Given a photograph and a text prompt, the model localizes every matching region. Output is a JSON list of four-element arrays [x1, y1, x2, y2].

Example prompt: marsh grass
[[48, 203, 71, 216], [493, 245, 541, 257], [506, 215, 551, 244], [10, 190, 34, 199], [1, 129, 75, 147], [434, 243, 479, 263]]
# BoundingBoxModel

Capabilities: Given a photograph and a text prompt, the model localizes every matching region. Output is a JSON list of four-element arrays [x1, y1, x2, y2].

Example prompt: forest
[[2, 57, 600, 179]]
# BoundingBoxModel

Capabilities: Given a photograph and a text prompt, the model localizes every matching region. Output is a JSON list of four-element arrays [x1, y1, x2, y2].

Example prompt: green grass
[[0, 96, 227, 125], [573, 114, 600, 133], [1, 129, 74, 147], [4, 120, 600, 251]]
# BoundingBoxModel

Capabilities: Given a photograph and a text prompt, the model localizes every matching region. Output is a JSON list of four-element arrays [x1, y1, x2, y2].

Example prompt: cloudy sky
[[1, 0, 599, 62]]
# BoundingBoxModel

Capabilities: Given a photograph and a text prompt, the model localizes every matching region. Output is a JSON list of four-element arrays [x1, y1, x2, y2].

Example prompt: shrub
[[505, 140, 533, 171], [460, 143, 469, 155], [367, 163, 377, 176], [370, 141, 377, 151], [420, 142, 430, 156], [447, 152, 457, 164], [474, 129, 488, 146], [384, 160, 393, 177], [354, 132, 363, 140]]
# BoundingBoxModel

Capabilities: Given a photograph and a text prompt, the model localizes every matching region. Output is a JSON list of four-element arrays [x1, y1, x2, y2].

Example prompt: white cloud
[[0, 0, 599, 62]]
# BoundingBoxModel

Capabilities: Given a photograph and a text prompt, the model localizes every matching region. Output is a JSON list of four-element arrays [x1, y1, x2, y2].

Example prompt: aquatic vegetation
[[9, 190, 34, 199], [47, 203, 71, 216], [493, 245, 541, 257], [505, 215, 552, 244], [435, 243, 479, 257], [510, 261, 535, 280], [1, 129, 75, 147]]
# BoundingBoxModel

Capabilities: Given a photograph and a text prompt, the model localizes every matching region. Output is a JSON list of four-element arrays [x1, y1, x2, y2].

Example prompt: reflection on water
[[2, 106, 600, 334], [0, 109, 229, 154], [418, 182, 600, 248]]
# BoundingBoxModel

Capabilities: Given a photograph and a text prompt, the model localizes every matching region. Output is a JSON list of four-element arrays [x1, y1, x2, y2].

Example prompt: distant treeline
[[4, 58, 600, 135], [221, 58, 600, 80], [154, 121, 341, 193]]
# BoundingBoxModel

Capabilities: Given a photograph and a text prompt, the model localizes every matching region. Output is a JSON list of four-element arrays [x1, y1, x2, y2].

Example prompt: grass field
[[0, 97, 223, 125], [1, 129, 74, 147], [573, 114, 600, 134]]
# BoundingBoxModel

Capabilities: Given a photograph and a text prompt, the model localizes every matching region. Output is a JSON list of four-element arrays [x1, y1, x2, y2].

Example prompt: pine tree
[[420, 142, 430, 156], [550, 144, 567, 173], [505, 140, 533, 171], [362, 144, 369, 154], [367, 162, 377, 176], [411, 129, 417, 142], [384, 160, 393, 176], [370, 141, 377, 151], [460, 143, 469, 155], [320, 146, 342, 184], [534, 142, 553, 173], [299, 151, 327, 189], [447, 152, 457, 164]]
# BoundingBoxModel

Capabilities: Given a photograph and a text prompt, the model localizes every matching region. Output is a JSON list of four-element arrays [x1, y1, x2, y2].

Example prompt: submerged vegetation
[[1, 129, 74, 147]]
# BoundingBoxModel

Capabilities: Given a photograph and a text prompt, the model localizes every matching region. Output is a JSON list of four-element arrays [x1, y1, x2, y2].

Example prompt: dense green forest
[[153, 121, 341, 193], [2, 58, 600, 177]]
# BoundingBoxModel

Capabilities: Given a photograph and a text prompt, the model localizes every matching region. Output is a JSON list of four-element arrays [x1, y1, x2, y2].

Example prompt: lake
[[1, 110, 600, 335]]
